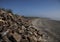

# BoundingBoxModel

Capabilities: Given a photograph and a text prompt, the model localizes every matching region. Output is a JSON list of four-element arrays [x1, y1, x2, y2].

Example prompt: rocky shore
[[0, 9, 48, 42]]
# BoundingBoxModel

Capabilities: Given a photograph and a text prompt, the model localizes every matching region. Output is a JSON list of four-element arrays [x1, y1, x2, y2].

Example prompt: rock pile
[[0, 9, 49, 42]]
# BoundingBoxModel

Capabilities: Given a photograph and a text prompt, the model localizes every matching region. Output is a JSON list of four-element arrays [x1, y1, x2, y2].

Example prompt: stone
[[22, 25, 26, 30], [33, 32, 37, 37], [28, 31, 33, 35], [32, 36, 37, 42], [0, 8, 49, 42], [11, 32, 21, 42]]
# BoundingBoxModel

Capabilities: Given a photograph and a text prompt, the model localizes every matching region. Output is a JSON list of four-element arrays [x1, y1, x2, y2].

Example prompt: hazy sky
[[0, 0, 60, 20]]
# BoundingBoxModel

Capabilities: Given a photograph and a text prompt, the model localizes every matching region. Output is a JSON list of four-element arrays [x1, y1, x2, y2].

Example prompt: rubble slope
[[0, 9, 50, 42]]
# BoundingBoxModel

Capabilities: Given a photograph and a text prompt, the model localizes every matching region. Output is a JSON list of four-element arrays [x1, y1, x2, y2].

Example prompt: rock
[[28, 31, 33, 35], [37, 31, 43, 37], [0, 10, 6, 14], [2, 29, 10, 36], [20, 39, 29, 42], [32, 36, 37, 42], [18, 29, 24, 34], [0, 8, 49, 42], [11, 32, 21, 42], [33, 32, 37, 37], [0, 19, 5, 22], [2, 36, 11, 42], [22, 26, 26, 30], [37, 37, 42, 41]]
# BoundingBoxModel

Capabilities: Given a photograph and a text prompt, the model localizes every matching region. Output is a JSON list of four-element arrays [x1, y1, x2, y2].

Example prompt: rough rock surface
[[0, 9, 60, 42]]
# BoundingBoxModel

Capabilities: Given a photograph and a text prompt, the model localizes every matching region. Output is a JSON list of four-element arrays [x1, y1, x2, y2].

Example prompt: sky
[[0, 0, 60, 20]]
